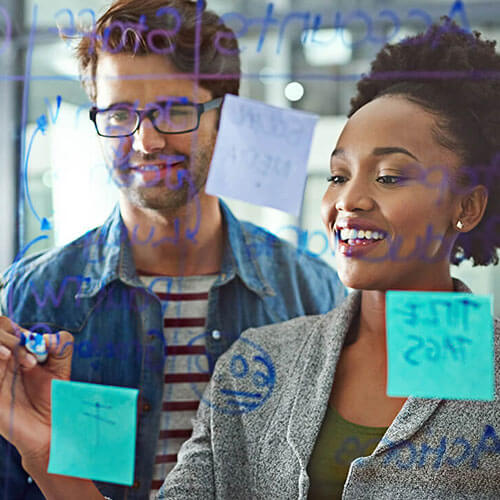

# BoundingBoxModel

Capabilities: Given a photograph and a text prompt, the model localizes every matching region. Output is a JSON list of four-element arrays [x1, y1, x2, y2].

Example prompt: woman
[[1, 19, 499, 499]]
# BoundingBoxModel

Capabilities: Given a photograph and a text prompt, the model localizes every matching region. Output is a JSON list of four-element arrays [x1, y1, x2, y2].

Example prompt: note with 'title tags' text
[[386, 291, 494, 401]]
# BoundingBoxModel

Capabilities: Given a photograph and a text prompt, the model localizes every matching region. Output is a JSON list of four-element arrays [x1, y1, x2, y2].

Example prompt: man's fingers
[[0, 321, 74, 376], [44, 331, 73, 358], [0, 316, 24, 335], [0, 326, 38, 369], [44, 331, 74, 379], [0, 345, 11, 361]]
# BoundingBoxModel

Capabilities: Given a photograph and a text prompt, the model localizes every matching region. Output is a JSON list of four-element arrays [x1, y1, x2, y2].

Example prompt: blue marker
[[21, 332, 48, 364]]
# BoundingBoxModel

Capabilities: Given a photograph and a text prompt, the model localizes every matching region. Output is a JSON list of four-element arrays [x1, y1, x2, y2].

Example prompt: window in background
[[10, 0, 500, 315]]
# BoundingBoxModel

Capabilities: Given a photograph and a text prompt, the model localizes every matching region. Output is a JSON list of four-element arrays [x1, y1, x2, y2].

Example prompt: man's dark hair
[[76, 0, 240, 102], [349, 18, 500, 266]]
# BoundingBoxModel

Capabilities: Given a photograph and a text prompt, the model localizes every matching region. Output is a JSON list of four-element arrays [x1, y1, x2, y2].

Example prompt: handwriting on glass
[[395, 298, 480, 366]]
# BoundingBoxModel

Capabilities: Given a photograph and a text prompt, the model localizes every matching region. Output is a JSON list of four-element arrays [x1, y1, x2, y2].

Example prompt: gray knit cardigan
[[159, 282, 500, 499]]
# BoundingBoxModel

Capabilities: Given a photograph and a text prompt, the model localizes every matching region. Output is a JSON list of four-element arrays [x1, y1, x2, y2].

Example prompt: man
[[0, 0, 345, 498]]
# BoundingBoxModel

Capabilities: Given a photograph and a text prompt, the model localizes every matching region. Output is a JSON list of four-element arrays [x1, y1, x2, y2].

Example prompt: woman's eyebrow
[[330, 148, 347, 159], [372, 147, 419, 162]]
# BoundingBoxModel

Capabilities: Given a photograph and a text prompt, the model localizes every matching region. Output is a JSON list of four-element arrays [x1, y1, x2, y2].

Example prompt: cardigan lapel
[[286, 293, 361, 469], [374, 397, 442, 454]]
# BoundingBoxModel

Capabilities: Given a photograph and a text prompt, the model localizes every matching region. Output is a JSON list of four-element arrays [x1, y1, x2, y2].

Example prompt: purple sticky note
[[206, 95, 318, 216]]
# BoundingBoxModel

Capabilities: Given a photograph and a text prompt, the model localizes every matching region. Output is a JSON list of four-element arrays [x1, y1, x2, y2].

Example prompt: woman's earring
[[456, 220, 464, 230]]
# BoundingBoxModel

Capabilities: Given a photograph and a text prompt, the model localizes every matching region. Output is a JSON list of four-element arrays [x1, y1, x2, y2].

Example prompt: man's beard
[[112, 147, 213, 215]]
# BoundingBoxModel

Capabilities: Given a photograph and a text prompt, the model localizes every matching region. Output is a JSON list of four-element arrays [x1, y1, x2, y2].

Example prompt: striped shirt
[[139, 273, 218, 499]]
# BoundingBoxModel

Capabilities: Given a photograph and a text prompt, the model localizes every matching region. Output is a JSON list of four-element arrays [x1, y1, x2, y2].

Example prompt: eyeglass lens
[[96, 103, 198, 136]]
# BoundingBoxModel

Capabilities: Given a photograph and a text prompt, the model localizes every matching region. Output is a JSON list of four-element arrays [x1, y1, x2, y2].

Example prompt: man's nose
[[133, 117, 167, 153]]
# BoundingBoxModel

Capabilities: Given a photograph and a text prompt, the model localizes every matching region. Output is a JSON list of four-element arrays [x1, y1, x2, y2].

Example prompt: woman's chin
[[337, 269, 386, 291]]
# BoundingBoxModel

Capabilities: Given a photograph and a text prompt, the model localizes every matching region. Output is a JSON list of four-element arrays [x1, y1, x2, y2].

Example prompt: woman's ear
[[454, 185, 488, 232]]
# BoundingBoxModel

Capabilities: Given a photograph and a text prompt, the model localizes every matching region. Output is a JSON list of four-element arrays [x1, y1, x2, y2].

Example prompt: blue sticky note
[[48, 380, 139, 485], [206, 94, 318, 216], [386, 291, 494, 401]]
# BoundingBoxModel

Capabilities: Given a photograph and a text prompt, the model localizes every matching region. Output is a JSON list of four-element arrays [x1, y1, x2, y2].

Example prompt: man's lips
[[128, 161, 184, 172], [117, 159, 187, 187]]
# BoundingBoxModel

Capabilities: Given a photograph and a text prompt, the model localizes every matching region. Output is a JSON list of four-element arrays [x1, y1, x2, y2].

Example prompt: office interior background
[[0, 0, 498, 313]]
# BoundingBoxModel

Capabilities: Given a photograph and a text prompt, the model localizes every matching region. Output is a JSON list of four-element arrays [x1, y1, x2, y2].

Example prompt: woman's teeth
[[338, 228, 385, 242]]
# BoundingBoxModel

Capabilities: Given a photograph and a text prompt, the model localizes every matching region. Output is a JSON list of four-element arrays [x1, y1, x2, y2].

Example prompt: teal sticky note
[[48, 380, 139, 485], [386, 291, 494, 401]]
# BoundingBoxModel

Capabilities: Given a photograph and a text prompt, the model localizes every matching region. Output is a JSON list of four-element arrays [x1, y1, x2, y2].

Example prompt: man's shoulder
[[239, 219, 335, 273], [2, 228, 100, 285]]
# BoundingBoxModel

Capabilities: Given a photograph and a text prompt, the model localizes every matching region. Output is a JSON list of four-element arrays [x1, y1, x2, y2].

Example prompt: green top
[[307, 404, 388, 499]]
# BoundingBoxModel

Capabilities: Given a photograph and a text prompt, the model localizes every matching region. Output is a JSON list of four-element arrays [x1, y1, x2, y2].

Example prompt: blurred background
[[0, 0, 499, 312]]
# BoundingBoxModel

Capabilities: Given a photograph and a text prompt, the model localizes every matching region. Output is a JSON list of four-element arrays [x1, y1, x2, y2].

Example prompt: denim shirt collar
[[76, 200, 275, 299]]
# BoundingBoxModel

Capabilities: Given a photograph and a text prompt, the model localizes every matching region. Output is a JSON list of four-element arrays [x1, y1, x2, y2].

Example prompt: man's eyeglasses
[[89, 97, 223, 138]]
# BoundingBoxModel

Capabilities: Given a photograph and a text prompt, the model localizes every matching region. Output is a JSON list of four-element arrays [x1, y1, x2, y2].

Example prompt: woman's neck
[[358, 273, 456, 342]]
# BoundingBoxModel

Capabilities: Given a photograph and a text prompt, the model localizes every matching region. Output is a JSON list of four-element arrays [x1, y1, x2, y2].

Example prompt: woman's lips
[[333, 224, 388, 257], [336, 236, 384, 257]]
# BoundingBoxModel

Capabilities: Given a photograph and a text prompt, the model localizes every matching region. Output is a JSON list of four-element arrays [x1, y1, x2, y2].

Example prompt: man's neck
[[119, 193, 224, 277]]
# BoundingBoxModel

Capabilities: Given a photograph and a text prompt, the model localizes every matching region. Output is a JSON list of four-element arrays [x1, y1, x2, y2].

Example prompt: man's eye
[[108, 110, 132, 122], [169, 107, 192, 117], [377, 175, 405, 184], [327, 175, 347, 184]]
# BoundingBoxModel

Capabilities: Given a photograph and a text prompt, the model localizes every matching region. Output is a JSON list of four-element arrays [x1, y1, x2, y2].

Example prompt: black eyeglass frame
[[89, 97, 223, 138]]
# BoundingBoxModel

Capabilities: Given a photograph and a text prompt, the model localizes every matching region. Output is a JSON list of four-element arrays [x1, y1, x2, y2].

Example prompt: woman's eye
[[377, 175, 405, 185], [327, 175, 347, 184]]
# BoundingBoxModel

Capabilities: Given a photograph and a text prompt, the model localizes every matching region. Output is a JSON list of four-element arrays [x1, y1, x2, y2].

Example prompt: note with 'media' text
[[48, 380, 139, 485], [206, 94, 318, 216], [386, 291, 494, 401]]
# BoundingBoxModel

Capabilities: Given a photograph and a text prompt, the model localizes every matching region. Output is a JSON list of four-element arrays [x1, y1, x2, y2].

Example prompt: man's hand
[[0, 316, 73, 471]]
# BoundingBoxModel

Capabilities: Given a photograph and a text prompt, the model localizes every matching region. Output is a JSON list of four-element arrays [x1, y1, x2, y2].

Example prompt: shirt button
[[211, 329, 221, 340], [132, 480, 141, 489], [143, 402, 151, 412]]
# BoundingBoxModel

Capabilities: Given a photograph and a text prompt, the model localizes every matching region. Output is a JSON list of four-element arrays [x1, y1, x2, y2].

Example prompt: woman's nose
[[335, 177, 375, 213]]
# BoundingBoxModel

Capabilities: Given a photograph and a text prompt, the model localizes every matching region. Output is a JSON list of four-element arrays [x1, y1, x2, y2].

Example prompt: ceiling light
[[284, 81, 304, 102]]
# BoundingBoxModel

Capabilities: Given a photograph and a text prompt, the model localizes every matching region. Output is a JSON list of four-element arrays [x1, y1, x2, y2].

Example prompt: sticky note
[[206, 94, 318, 216], [48, 380, 139, 485], [386, 291, 494, 401]]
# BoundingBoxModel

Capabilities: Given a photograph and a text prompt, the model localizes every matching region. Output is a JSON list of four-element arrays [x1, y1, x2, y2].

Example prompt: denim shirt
[[0, 200, 345, 500]]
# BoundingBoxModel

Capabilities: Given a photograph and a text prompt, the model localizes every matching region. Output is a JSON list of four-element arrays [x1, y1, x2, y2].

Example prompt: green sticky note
[[386, 291, 494, 401], [48, 380, 139, 485]]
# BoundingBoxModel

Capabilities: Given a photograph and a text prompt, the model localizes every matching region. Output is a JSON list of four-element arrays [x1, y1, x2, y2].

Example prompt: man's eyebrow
[[372, 147, 419, 162], [102, 100, 137, 109]]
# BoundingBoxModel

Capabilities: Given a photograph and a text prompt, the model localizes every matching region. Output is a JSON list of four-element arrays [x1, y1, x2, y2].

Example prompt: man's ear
[[454, 185, 488, 232]]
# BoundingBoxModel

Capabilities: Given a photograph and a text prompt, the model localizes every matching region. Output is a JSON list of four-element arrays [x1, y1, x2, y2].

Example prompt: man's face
[[94, 53, 219, 214]]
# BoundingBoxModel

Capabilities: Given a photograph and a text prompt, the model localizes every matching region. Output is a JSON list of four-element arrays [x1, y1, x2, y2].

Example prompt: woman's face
[[321, 96, 463, 291]]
